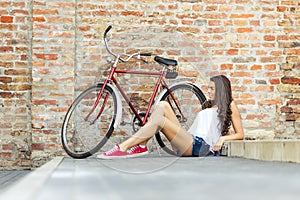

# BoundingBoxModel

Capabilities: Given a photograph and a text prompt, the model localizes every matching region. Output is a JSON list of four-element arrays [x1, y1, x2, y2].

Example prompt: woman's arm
[[225, 101, 244, 140], [213, 101, 244, 151]]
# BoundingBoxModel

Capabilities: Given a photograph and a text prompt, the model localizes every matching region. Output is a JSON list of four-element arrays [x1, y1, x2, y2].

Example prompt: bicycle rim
[[155, 83, 206, 156], [61, 84, 117, 158]]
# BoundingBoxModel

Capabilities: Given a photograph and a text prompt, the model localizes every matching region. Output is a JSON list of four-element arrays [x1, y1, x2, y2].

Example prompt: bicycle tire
[[155, 83, 206, 156], [61, 84, 118, 159]]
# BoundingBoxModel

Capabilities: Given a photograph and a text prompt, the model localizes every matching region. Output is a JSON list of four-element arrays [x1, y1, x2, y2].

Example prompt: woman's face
[[207, 81, 216, 100]]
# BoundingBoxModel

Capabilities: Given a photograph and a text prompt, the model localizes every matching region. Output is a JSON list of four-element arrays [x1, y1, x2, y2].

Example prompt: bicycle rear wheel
[[61, 84, 117, 159], [155, 83, 206, 156]]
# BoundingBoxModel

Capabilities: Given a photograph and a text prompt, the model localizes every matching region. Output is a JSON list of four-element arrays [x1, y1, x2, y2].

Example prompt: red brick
[[288, 99, 300, 105], [1, 16, 13, 23], [122, 11, 144, 17], [11, 9, 29, 16], [176, 13, 198, 19], [258, 99, 282, 105], [33, 100, 57, 105], [206, 6, 217, 11], [0, 92, 13, 98], [208, 20, 221, 26], [113, 4, 125, 10], [0, 46, 13, 52], [182, 20, 193, 25], [33, 9, 58, 15], [240, 93, 253, 98], [43, 130, 56, 134], [234, 20, 247, 26], [5, 69, 28, 76], [177, 27, 199, 33], [202, 13, 227, 19], [281, 106, 293, 113], [220, 64, 233, 70], [0, 77, 12, 83], [264, 35, 275, 41], [235, 99, 256, 105], [230, 14, 254, 18], [236, 27, 253, 33], [34, 53, 58, 60], [277, 6, 286, 12], [251, 64, 262, 70], [286, 113, 299, 121], [230, 72, 253, 77], [48, 2, 75, 8], [251, 85, 274, 92], [48, 17, 73, 23], [269, 78, 280, 84], [250, 20, 260, 26], [33, 16, 46, 22], [265, 64, 276, 70], [246, 114, 269, 120], [0, 152, 14, 158], [243, 79, 253, 84], [192, 5, 203, 11], [226, 49, 238, 55], [31, 143, 44, 151], [281, 77, 300, 84], [284, 49, 300, 55], [264, 71, 283, 77]]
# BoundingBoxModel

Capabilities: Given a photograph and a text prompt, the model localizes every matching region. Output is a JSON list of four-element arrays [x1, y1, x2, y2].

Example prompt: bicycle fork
[[84, 80, 110, 125], [85, 58, 120, 125]]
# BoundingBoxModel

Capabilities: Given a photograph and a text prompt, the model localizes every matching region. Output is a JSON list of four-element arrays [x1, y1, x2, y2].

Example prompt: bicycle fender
[[105, 83, 123, 129], [154, 81, 203, 105]]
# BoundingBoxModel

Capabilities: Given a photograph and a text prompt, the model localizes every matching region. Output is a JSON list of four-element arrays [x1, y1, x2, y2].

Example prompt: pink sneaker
[[97, 144, 128, 159], [127, 145, 148, 158]]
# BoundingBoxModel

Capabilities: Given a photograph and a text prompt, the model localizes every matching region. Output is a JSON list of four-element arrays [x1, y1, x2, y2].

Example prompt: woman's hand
[[213, 136, 225, 151]]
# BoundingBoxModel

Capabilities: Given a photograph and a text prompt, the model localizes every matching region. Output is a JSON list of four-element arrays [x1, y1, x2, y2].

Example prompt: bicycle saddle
[[154, 56, 178, 66]]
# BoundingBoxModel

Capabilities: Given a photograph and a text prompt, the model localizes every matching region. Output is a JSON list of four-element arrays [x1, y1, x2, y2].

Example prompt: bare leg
[[119, 101, 193, 156]]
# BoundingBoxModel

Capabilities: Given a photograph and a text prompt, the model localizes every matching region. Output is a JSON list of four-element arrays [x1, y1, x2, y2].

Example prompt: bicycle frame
[[113, 69, 166, 126], [87, 66, 167, 127]]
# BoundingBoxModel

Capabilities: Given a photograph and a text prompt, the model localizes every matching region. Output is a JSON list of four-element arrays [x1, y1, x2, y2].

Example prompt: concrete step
[[224, 140, 300, 163]]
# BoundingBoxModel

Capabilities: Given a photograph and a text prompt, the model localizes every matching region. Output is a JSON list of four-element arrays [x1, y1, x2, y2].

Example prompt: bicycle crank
[[132, 112, 148, 132]]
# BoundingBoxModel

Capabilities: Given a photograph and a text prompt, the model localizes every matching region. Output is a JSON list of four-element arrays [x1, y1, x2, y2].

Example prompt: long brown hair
[[202, 75, 233, 136]]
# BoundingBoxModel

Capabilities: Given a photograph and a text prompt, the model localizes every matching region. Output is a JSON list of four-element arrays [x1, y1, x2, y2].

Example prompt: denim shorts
[[191, 136, 212, 157]]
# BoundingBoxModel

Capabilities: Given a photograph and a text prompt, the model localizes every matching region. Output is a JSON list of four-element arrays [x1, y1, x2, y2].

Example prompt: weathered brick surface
[[0, 0, 32, 169], [1, 0, 299, 169]]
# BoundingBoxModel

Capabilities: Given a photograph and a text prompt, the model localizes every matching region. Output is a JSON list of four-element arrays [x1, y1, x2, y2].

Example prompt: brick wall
[[0, 0, 32, 169], [0, 0, 299, 169]]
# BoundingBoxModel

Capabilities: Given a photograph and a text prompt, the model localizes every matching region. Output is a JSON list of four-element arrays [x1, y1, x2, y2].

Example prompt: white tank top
[[188, 107, 222, 151]]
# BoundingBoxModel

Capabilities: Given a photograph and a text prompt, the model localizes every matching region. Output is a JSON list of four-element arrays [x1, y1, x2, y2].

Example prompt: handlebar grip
[[140, 52, 152, 56], [104, 25, 112, 38]]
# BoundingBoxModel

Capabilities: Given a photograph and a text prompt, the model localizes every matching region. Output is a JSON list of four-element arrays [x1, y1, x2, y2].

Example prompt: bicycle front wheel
[[61, 84, 118, 159], [155, 83, 206, 156]]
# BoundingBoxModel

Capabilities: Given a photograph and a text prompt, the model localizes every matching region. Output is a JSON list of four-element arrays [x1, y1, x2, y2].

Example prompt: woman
[[97, 75, 244, 159]]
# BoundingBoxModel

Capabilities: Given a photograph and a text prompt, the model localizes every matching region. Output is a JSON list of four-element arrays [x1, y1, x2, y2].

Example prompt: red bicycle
[[61, 26, 206, 158]]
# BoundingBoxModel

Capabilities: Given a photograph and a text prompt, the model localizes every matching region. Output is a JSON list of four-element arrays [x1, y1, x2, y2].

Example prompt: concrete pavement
[[1, 155, 300, 200], [0, 170, 30, 192]]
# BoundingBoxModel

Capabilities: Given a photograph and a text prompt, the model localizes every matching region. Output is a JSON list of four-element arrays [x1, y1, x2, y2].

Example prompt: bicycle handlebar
[[103, 25, 151, 62], [140, 52, 152, 57], [104, 25, 112, 39]]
